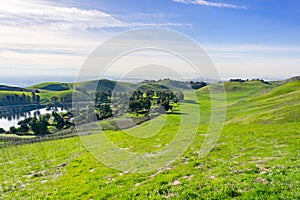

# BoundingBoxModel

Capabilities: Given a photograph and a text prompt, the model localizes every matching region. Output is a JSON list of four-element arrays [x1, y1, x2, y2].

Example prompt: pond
[[0, 107, 68, 131]]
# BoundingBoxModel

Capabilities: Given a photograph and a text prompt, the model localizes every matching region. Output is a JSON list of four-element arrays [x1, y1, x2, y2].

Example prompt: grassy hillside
[[73, 79, 135, 92], [152, 79, 190, 90], [0, 91, 32, 99], [12, 79, 128, 103], [0, 85, 28, 92], [198, 80, 273, 103], [226, 79, 300, 124], [0, 79, 185, 106], [28, 79, 135, 93], [37, 90, 90, 103], [28, 82, 72, 91], [1, 78, 300, 199]]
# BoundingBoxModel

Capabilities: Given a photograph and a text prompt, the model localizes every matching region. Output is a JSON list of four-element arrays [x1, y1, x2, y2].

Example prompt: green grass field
[[1, 79, 300, 199]]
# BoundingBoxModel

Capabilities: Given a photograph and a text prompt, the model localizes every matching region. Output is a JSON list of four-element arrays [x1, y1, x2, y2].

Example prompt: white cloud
[[0, 1, 125, 30], [0, 0, 189, 78], [172, 0, 247, 9], [0, 0, 187, 31]]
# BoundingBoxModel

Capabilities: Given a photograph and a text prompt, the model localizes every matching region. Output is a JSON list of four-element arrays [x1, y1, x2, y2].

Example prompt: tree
[[36, 95, 40, 104], [29, 116, 49, 135], [5, 95, 11, 102], [18, 119, 30, 133], [95, 104, 113, 120], [157, 99, 161, 105], [52, 111, 64, 130], [19, 123, 29, 133], [129, 100, 142, 112], [51, 96, 58, 103], [161, 100, 172, 112], [9, 126, 17, 134], [32, 92, 36, 102], [0, 128, 5, 134], [95, 92, 110, 104], [26, 95, 31, 103], [173, 97, 179, 104], [21, 93, 26, 103], [142, 98, 151, 111]]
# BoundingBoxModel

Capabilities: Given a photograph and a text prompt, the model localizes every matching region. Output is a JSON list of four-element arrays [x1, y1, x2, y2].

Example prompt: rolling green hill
[[0, 85, 31, 103], [225, 79, 300, 124], [0, 91, 33, 99], [73, 79, 135, 92], [0, 85, 29, 92], [143, 79, 190, 90], [1, 77, 300, 199], [27, 79, 134, 92], [28, 82, 72, 91], [37, 90, 90, 103], [0, 79, 185, 106]]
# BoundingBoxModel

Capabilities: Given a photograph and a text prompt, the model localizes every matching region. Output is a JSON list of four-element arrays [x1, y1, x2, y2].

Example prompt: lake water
[[0, 107, 67, 131]]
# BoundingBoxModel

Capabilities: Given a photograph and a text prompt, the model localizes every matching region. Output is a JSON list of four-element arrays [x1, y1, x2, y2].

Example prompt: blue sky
[[0, 0, 300, 84]]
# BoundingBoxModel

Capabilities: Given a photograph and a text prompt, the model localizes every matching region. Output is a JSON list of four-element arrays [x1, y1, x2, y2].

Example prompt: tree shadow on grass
[[182, 100, 199, 104], [167, 112, 187, 115]]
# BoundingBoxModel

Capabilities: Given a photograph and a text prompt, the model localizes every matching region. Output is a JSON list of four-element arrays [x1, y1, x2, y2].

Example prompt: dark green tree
[[29, 116, 49, 135], [161, 100, 172, 111], [36, 95, 40, 104], [9, 126, 17, 134], [142, 98, 151, 111], [0, 128, 5, 134], [32, 92, 36, 102], [18, 119, 30, 133], [51, 96, 58, 103], [52, 111, 65, 130], [129, 100, 142, 112]]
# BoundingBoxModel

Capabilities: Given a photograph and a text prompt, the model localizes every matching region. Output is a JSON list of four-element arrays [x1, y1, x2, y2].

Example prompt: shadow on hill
[[182, 100, 199, 104], [167, 112, 187, 115]]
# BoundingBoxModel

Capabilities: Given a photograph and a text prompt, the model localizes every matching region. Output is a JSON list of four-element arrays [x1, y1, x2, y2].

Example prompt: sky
[[1, 0, 300, 85]]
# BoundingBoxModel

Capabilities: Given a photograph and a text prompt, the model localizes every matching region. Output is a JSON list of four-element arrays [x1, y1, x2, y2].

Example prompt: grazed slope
[[198, 80, 273, 103], [226, 79, 300, 123]]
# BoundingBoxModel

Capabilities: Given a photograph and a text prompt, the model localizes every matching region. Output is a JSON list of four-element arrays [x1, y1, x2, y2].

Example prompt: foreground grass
[[1, 123, 299, 199]]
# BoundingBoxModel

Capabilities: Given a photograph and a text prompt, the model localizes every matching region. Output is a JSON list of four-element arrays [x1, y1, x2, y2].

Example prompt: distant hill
[[136, 83, 170, 91], [0, 85, 29, 92], [27, 78, 205, 93], [198, 80, 272, 97], [284, 76, 300, 83], [1, 76, 299, 113], [27, 79, 135, 92], [73, 79, 135, 92], [139, 79, 190, 90], [27, 82, 72, 91]]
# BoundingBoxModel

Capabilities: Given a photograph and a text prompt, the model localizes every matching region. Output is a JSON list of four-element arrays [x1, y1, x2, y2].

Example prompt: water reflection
[[0, 106, 69, 130]]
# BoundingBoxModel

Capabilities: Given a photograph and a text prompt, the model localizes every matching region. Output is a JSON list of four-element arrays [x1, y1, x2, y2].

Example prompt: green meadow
[[1, 79, 300, 199]]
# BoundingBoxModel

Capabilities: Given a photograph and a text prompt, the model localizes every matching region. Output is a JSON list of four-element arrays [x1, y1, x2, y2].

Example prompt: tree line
[[1, 88, 185, 135], [97, 89, 184, 118], [0, 92, 40, 106]]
